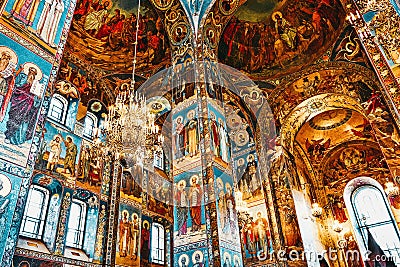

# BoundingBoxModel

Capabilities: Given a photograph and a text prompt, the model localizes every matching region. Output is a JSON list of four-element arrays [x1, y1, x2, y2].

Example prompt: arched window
[[65, 199, 87, 249], [48, 94, 68, 124], [345, 178, 400, 264], [83, 112, 97, 139], [20, 185, 50, 239], [153, 150, 164, 170], [151, 222, 165, 264]]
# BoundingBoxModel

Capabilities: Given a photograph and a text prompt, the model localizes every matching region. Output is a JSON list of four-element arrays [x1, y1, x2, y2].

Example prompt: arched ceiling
[[296, 109, 376, 155], [217, 0, 346, 79], [57, 0, 354, 112]]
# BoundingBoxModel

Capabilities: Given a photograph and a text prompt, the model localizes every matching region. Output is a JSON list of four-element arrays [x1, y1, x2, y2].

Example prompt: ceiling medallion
[[307, 99, 326, 113], [309, 109, 352, 130]]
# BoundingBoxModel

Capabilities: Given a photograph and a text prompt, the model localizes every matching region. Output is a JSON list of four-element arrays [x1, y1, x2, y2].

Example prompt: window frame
[[153, 150, 164, 170], [65, 199, 87, 249], [48, 94, 68, 124], [19, 185, 50, 239], [347, 182, 400, 263], [83, 112, 97, 139], [151, 222, 165, 264]]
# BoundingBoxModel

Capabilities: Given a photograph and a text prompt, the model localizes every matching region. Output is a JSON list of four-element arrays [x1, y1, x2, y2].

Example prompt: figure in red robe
[[189, 175, 202, 232]]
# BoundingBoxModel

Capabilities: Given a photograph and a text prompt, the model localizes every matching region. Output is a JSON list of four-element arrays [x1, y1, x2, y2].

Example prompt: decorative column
[[171, 60, 243, 267], [346, 0, 400, 126], [104, 158, 122, 266]]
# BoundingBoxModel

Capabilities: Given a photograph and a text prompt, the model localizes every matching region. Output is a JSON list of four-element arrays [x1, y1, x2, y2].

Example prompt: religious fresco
[[35, 121, 82, 186], [147, 172, 172, 220], [295, 109, 377, 163], [0, 171, 21, 261], [355, 0, 400, 79], [218, 0, 345, 79], [239, 200, 272, 265], [140, 215, 152, 266], [175, 248, 208, 267], [0, 36, 51, 167], [64, 0, 170, 76], [220, 248, 242, 267], [321, 142, 389, 194], [76, 139, 103, 193], [173, 167, 206, 246], [1, 0, 73, 55], [57, 60, 112, 109], [330, 25, 370, 67], [235, 151, 264, 202], [120, 165, 142, 202], [172, 100, 200, 169], [93, 199, 108, 263], [270, 66, 378, 122], [13, 255, 63, 267], [224, 103, 255, 153], [268, 153, 303, 251], [213, 167, 241, 257], [207, 101, 231, 165], [116, 202, 141, 266]]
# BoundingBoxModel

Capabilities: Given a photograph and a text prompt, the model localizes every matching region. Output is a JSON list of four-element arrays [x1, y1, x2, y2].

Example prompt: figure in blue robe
[[4, 66, 41, 145]]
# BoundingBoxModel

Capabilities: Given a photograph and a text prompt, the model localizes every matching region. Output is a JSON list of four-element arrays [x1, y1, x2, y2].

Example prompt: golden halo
[[23, 62, 43, 81], [247, 153, 255, 162], [223, 252, 232, 263], [177, 179, 186, 188], [210, 111, 216, 119], [250, 90, 259, 98], [0, 174, 11, 197], [225, 182, 232, 191], [237, 158, 245, 166], [121, 209, 129, 218], [187, 109, 196, 119], [175, 116, 184, 124], [143, 219, 149, 228], [272, 11, 283, 22], [0, 46, 18, 65], [190, 175, 199, 185], [233, 255, 240, 264], [192, 250, 204, 263], [132, 212, 139, 221], [178, 254, 189, 267]]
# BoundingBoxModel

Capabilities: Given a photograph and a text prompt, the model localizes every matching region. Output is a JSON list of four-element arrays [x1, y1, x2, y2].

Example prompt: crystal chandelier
[[332, 219, 343, 233], [102, 0, 163, 161], [234, 190, 248, 213], [385, 180, 400, 197], [311, 199, 323, 217]]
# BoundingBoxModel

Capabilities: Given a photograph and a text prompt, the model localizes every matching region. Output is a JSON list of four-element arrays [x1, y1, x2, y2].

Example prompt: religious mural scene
[[0, 0, 400, 266]]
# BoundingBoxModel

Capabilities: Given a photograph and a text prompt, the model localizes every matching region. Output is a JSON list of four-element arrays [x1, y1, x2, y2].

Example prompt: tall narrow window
[[153, 150, 164, 170], [20, 185, 49, 239], [83, 112, 97, 139], [351, 184, 400, 264], [151, 223, 165, 264], [65, 200, 87, 249], [48, 94, 68, 124]]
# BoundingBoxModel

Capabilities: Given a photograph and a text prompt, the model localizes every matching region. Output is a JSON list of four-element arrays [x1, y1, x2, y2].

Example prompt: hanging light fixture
[[311, 199, 323, 218], [332, 219, 343, 233], [234, 190, 248, 213], [103, 0, 163, 161], [385, 179, 400, 197]]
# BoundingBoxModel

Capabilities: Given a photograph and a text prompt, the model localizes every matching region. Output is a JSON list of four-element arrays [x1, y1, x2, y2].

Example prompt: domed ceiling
[[57, 0, 172, 109], [296, 108, 376, 157], [218, 0, 346, 79]]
